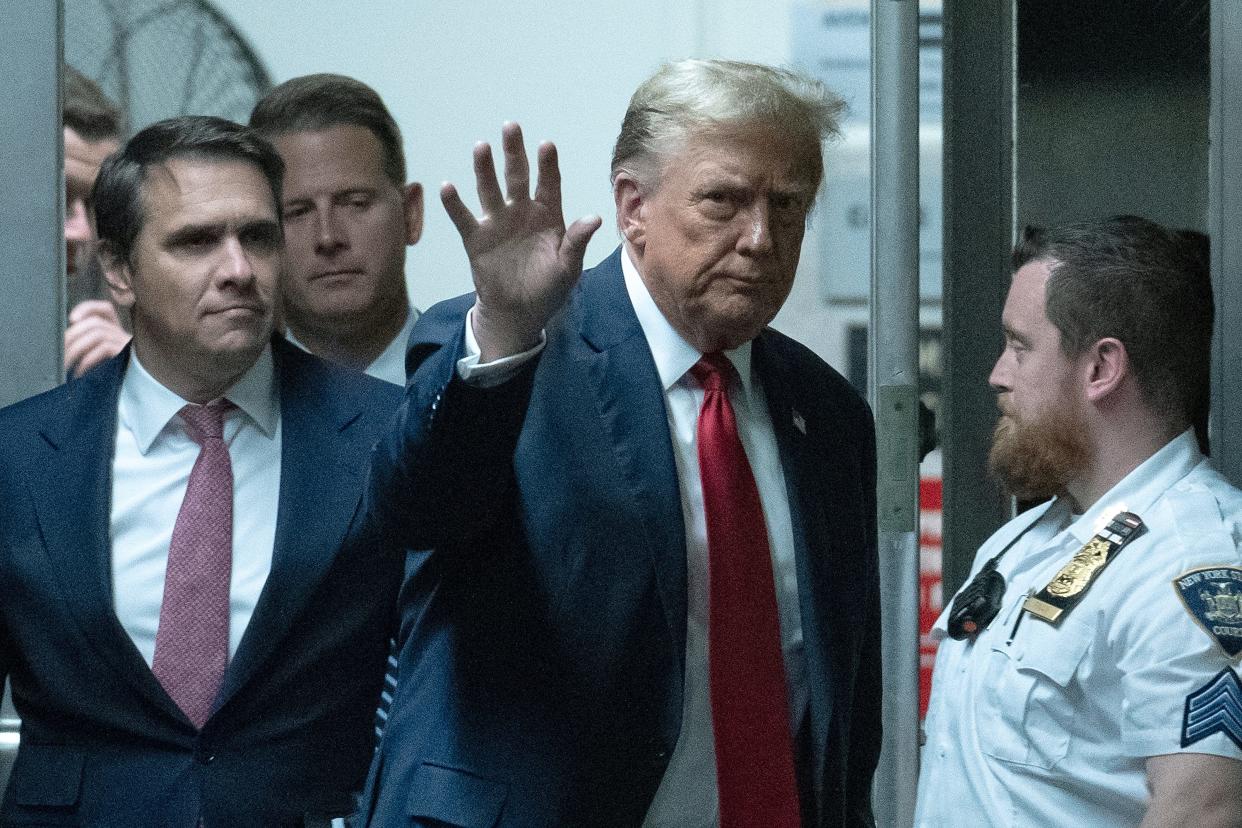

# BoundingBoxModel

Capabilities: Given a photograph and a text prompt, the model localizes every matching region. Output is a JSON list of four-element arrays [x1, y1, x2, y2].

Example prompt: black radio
[[946, 562, 1007, 640]]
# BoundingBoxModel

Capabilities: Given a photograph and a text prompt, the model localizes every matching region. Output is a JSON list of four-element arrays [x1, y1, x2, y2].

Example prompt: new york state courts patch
[[1174, 566, 1242, 659]]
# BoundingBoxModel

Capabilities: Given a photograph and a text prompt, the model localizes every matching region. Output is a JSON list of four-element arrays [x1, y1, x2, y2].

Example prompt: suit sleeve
[[0, 625, 11, 703], [0, 492, 11, 692], [365, 295, 540, 552]]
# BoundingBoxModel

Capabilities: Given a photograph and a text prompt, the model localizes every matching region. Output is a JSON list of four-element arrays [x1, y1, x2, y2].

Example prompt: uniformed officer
[[915, 216, 1242, 826]]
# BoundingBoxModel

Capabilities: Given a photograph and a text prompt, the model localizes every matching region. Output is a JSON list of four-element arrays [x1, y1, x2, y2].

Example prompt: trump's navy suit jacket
[[0, 338, 402, 827], [362, 250, 880, 827]]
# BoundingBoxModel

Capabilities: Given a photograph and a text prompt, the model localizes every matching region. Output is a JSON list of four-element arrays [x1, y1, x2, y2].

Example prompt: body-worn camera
[[946, 563, 1006, 640]]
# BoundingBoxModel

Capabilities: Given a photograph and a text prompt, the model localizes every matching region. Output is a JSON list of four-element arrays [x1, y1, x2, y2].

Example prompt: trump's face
[[616, 124, 819, 353]]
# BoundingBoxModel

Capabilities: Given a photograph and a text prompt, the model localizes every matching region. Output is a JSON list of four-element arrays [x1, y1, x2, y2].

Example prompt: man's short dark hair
[[1012, 215, 1213, 433], [93, 115, 285, 263], [63, 64, 121, 142], [248, 73, 406, 186]]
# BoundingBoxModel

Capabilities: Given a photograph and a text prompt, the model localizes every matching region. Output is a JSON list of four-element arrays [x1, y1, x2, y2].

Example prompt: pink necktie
[[152, 399, 234, 729], [692, 354, 801, 828]]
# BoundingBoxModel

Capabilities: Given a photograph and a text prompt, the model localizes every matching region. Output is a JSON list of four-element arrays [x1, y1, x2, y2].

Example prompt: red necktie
[[692, 353, 801, 828], [152, 399, 234, 729]]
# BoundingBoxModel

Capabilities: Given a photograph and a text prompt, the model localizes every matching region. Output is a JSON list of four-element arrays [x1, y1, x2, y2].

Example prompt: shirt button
[[196, 751, 215, 765]]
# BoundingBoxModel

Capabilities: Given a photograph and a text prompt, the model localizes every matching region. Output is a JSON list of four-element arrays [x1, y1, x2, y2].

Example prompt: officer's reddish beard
[[988, 404, 1091, 501]]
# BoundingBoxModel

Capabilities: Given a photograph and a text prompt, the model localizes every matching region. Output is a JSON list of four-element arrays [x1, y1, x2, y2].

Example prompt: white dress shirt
[[363, 307, 419, 386], [916, 431, 1242, 827], [111, 348, 281, 667], [284, 305, 419, 387], [458, 249, 808, 828]]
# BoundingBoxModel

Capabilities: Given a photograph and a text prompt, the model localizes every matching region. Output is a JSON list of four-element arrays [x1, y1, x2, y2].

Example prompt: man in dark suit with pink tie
[[0, 116, 401, 827]]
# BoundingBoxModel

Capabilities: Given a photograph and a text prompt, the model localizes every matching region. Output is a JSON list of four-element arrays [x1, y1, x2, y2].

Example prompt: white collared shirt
[[285, 305, 419, 387], [623, 250, 807, 828], [457, 249, 807, 828], [363, 307, 419, 386], [111, 347, 281, 666], [916, 430, 1242, 827]]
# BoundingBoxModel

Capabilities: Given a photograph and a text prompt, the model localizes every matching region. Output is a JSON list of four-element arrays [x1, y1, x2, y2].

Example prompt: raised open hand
[[441, 122, 601, 361]]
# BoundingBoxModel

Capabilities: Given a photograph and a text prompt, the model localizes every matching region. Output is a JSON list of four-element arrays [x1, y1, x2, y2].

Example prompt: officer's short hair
[[94, 115, 284, 264], [1012, 215, 1212, 433], [248, 73, 406, 187]]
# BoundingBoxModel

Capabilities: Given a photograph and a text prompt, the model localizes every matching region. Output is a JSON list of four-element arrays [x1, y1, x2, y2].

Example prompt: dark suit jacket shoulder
[[363, 250, 879, 828]]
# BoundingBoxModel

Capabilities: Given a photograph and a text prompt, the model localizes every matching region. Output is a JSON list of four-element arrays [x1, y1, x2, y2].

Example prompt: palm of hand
[[465, 198, 573, 328], [441, 123, 601, 356]]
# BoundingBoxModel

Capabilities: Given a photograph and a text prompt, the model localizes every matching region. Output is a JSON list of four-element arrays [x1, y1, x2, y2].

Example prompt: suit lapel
[[29, 352, 189, 721], [576, 252, 688, 679], [753, 334, 848, 802], [219, 342, 371, 701]]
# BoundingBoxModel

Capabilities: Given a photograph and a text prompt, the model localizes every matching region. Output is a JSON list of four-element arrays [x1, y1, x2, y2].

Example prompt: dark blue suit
[[362, 250, 880, 827], [0, 338, 402, 827]]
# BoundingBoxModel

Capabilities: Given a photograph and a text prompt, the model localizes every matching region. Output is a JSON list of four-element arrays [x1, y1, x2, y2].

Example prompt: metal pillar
[[1211, 0, 1242, 484], [940, 0, 1014, 600], [0, 0, 62, 794], [1, 1, 64, 408], [869, 0, 920, 824]]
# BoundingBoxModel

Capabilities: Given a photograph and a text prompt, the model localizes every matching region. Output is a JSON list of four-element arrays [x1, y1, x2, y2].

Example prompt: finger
[[68, 299, 120, 325], [559, 215, 603, 276], [63, 328, 100, 371], [501, 122, 530, 202], [73, 339, 125, 377], [63, 332, 85, 371], [63, 319, 104, 365], [532, 141, 563, 215], [473, 141, 505, 215], [440, 183, 480, 241]]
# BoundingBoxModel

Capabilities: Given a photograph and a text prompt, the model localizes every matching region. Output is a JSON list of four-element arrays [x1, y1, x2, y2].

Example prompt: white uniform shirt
[[457, 249, 808, 828], [111, 347, 281, 666], [916, 430, 1242, 827]]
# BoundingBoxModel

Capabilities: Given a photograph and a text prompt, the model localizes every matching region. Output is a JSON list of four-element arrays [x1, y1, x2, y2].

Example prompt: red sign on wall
[[919, 474, 943, 717]]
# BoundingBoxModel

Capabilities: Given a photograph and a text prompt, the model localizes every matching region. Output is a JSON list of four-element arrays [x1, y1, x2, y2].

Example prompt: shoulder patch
[[1182, 668, 1242, 750], [1173, 566, 1242, 658]]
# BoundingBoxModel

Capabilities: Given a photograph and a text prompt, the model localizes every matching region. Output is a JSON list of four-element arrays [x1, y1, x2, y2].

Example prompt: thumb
[[560, 215, 603, 275]]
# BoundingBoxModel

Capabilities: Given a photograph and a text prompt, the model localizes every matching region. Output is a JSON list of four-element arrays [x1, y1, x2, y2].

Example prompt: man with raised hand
[[362, 59, 880, 828]]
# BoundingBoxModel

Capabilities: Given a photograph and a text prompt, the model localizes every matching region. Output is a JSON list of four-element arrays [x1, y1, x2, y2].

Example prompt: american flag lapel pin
[[792, 409, 807, 435]]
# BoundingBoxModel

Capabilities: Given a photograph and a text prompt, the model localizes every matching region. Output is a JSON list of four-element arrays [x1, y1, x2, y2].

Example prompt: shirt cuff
[[456, 306, 545, 388]]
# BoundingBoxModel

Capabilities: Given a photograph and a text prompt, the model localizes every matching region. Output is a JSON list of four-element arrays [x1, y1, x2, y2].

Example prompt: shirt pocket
[[979, 618, 1093, 769]]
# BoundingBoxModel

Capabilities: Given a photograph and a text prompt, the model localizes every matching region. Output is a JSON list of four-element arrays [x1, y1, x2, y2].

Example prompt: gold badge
[[1024, 512, 1145, 624], [1046, 538, 1113, 598]]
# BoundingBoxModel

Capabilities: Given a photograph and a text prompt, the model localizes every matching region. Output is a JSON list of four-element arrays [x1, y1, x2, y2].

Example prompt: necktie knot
[[690, 352, 735, 393], [179, 399, 234, 444]]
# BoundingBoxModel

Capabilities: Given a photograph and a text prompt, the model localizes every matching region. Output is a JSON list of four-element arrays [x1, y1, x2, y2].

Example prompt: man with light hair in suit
[[362, 59, 881, 828]]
